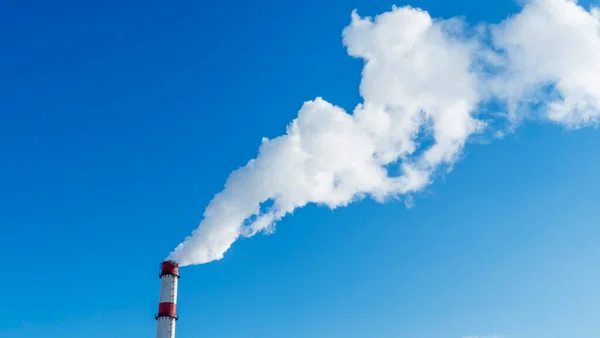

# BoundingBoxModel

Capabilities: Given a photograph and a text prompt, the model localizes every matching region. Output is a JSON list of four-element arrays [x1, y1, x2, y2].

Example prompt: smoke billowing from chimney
[[168, 0, 600, 266]]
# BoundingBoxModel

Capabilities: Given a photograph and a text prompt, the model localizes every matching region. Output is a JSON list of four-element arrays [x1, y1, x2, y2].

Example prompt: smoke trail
[[168, 0, 600, 266]]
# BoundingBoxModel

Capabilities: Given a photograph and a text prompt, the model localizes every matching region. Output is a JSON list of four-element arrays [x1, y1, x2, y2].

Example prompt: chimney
[[156, 260, 179, 338]]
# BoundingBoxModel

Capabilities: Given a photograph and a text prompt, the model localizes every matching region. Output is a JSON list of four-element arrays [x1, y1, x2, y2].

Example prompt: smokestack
[[156, 260, 179, 338]]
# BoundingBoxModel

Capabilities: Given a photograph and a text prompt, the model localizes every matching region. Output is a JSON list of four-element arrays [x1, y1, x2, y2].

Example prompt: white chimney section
[[156, 260, 179, 338]]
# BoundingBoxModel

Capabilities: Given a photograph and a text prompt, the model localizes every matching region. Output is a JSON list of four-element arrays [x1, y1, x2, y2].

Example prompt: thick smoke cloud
[[168, 0, 600, 266]]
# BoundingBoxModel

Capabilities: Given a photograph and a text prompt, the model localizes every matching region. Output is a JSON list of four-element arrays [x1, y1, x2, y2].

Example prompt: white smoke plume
[[168, 0, 600, 266]]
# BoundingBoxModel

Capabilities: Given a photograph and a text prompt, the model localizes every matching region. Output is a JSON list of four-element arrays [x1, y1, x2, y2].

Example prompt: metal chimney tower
[[156, 261, 179, 338]]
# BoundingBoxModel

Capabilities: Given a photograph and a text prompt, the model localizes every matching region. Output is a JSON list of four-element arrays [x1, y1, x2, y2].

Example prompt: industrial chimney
[[156, 260, 179, 338]]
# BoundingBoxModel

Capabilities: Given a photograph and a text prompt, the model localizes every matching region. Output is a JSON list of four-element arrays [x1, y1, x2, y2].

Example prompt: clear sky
[[1, 1, 599, 338]]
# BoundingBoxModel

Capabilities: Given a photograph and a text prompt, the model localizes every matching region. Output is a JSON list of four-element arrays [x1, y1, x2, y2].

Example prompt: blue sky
[[1, 1, 600, 338]]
